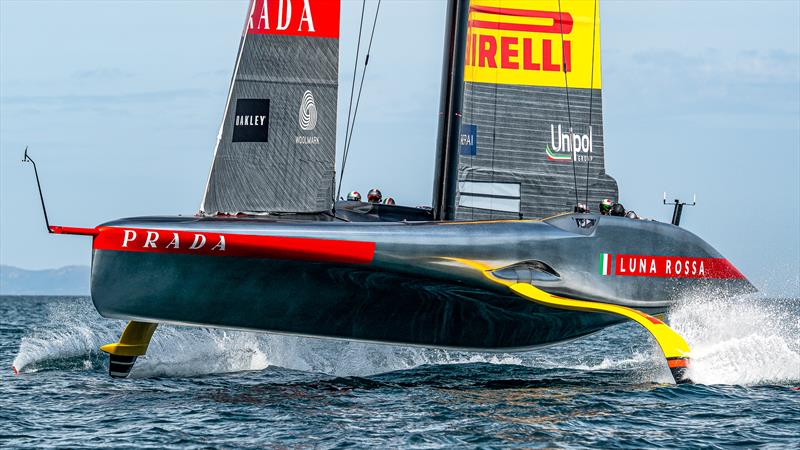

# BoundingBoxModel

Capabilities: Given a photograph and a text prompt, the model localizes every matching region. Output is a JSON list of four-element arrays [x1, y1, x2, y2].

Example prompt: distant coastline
[[0, 265, 89, 295]]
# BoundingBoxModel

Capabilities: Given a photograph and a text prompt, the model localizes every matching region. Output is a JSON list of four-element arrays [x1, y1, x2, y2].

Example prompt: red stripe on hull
[[92, 226, 375, 265], [614, 254, 745, 279]]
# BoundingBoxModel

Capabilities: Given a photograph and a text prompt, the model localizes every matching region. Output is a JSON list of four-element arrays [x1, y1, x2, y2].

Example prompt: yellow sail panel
[[465, 0, 601, 89]]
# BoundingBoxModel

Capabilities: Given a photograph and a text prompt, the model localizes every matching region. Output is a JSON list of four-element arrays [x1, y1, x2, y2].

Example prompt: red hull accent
[[614, 254, 745, 279], [49, 226, 99, 236], [92, 226, 375, 265]]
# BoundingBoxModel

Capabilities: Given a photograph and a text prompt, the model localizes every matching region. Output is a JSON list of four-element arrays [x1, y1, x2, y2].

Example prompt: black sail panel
[[202, 0, 340, 215], [456, 0, 617, 220]]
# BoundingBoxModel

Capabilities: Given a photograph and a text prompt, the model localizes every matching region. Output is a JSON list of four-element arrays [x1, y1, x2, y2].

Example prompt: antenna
[[22, 147, 53, 233], [662, 192, 696, 227]]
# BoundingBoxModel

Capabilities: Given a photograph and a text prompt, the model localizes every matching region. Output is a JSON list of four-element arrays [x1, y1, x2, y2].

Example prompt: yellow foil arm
[[449, 257, 692, 383]]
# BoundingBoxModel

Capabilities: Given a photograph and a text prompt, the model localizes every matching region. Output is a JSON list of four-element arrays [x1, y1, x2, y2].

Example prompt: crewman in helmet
[[610, 203, 626, 217], [574, 203, 589, 213], [383, 197, 396, 205], [599, 198, 613, 215], [367, 188, 382, 203], [625, 210, 640, 220], [346, 191, 362, 202]]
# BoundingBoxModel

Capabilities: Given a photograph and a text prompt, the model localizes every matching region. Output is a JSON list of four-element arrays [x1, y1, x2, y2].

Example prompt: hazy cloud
[[70, 67, 135, 81], [1, 88, 210, 106]]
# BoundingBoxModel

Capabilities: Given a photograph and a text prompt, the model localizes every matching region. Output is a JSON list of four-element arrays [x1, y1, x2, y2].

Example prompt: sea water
[[2, 295, 798, 448]]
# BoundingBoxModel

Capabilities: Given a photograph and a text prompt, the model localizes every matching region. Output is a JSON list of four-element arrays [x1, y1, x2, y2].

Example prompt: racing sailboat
[[33, 0, 753, 382]]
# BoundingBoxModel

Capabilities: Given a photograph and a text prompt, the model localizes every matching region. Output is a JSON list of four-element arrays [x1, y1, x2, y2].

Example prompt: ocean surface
[[1, 295, 798, 448]]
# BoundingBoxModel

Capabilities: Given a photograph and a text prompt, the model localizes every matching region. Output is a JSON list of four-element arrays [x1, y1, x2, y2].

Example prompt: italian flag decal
[[599, 253, 611, 276]]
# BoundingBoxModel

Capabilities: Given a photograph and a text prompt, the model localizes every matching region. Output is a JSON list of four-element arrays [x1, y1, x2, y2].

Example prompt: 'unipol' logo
[[545, 124, 593, 162], [298, 90, 317, 131]]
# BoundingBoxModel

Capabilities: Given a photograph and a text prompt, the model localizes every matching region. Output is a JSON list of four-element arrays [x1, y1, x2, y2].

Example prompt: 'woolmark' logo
[[298, 90, 317, 131]]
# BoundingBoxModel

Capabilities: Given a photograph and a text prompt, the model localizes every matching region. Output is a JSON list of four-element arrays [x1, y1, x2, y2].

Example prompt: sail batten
[[201, 0, 340, 215]]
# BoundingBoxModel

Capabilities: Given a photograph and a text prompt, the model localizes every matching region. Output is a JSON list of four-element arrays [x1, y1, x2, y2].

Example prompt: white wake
[[12, 295, 799, 386], [669, 294, 800, 385]]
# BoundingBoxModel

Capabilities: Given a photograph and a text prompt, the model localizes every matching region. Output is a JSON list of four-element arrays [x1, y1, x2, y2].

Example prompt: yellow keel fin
[[100, 321, 158, 379], [448, 257, 692, 383], [100, 321, 158, 357]]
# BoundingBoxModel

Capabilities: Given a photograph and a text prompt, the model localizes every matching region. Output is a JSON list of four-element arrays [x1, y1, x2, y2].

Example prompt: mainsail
[[201, 0, 340, 215], [454, 0, 618, 220]]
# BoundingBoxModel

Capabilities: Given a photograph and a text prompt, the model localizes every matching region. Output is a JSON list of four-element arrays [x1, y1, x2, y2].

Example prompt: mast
[[432, 0, 470, 221]]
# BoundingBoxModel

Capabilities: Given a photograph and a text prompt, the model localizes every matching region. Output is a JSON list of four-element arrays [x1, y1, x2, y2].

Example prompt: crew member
[[625, 210, 640, 220], [610, 203, 626, 217], [383, 197, 396, 205], [599, 198, 613, 215], [367, 188, 382, 203], [574, 203, 589, 213], [346, 191, 362, 202]]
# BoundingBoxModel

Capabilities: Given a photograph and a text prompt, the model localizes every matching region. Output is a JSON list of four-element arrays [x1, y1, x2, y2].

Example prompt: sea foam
[[12, 295, 799, 386], [669, 294, 800, 385]]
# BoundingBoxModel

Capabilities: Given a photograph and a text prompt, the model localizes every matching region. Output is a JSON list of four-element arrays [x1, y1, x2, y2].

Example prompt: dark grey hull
[[92, 251, 621, 350], [89, 210, 753, 351]]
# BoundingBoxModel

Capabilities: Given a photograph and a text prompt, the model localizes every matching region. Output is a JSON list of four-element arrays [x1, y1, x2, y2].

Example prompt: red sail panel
[[246, 0, 340, 38]]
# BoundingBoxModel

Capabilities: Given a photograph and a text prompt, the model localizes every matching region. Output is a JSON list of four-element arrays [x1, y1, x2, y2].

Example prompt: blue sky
[[1, 0, 798, 297]]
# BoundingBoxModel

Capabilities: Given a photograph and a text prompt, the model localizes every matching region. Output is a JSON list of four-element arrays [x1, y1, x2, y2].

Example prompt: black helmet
[[610, 203, 626, 216], [346, 191, 361, 202], [574, 203, 589, 213], [367, 188, 382, 203]]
